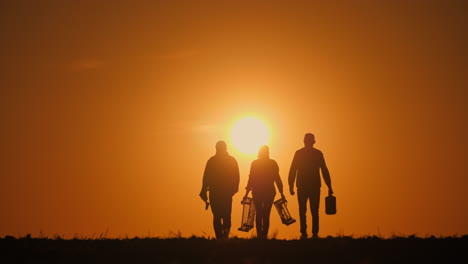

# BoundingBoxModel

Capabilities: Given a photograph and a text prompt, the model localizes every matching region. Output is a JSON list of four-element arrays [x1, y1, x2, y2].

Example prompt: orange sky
[[1, 0, 467, 239]]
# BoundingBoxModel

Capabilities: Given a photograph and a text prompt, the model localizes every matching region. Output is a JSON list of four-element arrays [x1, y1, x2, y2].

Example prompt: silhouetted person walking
[[200, 141, 240, 240], [244, 145, 285, 239], [289, 133, 333, 239]]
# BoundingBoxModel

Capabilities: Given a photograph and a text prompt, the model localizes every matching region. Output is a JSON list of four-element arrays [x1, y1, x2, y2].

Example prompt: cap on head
[[304, 133, 315, 146], [215, 140, 227, 152]]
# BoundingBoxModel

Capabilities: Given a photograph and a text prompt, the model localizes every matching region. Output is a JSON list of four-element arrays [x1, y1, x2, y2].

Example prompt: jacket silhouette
[[289, 133, 333, 239], [245, 145, 284, 239], [200, 141, 239, 240]]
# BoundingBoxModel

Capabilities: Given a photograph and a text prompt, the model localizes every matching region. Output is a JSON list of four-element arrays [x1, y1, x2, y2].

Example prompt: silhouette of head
[[258, 145, 270, 159], [304, 133, 315, 147], [215, 140, 227, 153]]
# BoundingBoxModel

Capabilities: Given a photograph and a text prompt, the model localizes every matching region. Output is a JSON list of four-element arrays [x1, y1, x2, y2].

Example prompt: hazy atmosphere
[[1, 0, 467, 240]]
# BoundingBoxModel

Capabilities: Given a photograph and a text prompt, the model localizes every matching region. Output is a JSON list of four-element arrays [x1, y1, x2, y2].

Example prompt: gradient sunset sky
[[1, 0, 467, 239]]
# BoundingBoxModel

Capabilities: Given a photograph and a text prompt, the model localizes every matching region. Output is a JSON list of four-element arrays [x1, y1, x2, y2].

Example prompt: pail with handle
[[325, 194, 336, 215]]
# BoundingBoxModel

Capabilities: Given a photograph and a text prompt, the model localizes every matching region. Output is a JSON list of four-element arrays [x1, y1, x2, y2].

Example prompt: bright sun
[[230, 116, 270, 154]]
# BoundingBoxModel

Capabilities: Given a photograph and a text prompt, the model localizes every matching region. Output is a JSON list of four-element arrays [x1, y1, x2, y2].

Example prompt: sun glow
[[230, 116, 270, 155]]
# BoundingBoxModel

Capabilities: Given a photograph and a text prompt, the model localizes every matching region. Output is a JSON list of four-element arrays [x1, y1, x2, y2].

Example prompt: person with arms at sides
[[244, 145, 285, 239], [289, 133, 333, 239]]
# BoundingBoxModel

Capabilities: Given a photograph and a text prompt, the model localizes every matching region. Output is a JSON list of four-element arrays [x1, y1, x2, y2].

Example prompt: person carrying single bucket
[[244, 145, 285, 239], [289, 133, 334, 239], [200, 140, 240, 240]]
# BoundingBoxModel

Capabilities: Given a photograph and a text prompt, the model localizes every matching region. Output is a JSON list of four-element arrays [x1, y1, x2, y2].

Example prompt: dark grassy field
[[1, 235, 467, 263]]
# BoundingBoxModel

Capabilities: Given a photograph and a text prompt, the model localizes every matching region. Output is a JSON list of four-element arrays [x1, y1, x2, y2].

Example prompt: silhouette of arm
[[245, 161, 254, 192], [243, 162, 254, 199], [288, 152, 298, 195], [200, 159, 211, 201], [233, 158, 240, 195], [273, 161, 284, 195], [320, 154, 333, 194]]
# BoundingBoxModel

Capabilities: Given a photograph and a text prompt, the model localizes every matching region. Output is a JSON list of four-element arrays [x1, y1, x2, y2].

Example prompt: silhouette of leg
[[210, 193, 231, 240], [257, 213, 264, 238], [310, 189, 321, 237], [221, 196, 232, 239], [254, 198, 265, 239], [260, 215, 267, 239], [254, 194, 274, 239], [297, 189, 309, 238], [212, 215, 222, 239], [263, 197, 274, 239]]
